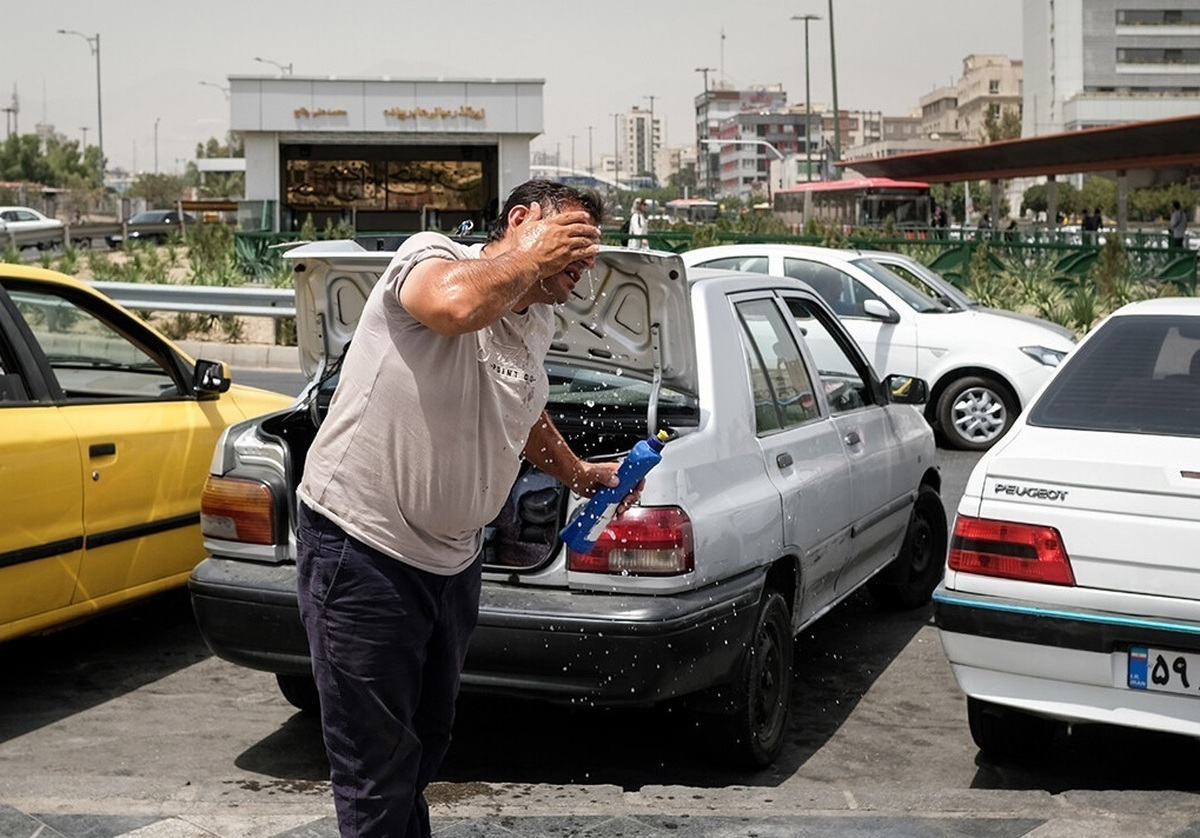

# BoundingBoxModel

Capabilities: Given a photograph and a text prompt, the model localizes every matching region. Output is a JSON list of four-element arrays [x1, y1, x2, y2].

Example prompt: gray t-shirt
[[298, 232, 557, 575]]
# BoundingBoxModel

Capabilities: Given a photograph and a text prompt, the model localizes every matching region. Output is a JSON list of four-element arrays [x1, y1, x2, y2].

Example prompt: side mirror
[[863, 299, 900, 323], [884, 374, 928, 405], [193, 359, 232, 395]]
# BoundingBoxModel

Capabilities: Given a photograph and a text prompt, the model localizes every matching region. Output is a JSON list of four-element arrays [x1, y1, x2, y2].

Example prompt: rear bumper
[[190, 557, 765, 706], [934, 588, 1200, 736]]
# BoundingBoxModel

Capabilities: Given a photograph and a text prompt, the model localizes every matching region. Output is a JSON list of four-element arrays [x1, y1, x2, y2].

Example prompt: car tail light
[[567, 506, 694, 576], [948, 515, 1075, 585], [201, 475, 276, 544]]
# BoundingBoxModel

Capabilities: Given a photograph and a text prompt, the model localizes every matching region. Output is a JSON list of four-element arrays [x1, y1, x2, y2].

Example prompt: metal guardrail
[[91, 281, 295, 319]]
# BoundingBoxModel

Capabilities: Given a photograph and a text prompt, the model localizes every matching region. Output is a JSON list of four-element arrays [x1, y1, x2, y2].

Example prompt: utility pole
[[792, 14, 821, 182], [569, 134, 576, 175], [58, 30, 103, 183], [611, 112, 621, 190], [586, 125, 594, 175]]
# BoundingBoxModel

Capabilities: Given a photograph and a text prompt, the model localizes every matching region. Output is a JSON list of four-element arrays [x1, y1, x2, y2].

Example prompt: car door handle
[[843, 430, 861, 446], [89, 442, 116, 457], [776, 452, 794, 469]]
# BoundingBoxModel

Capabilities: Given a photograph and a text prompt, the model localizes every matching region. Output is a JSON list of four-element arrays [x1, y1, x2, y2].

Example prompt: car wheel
[[708, 590, 794, 768], [868, 485, 948, 610], [967, 697, 1059, 762], [936, 375, 1017, 451], [276, 673, 320, 714]]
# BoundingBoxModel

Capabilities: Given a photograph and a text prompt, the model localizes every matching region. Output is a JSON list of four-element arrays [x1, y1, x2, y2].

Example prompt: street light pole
[[586, 125, 594, 175], [701, 137, 784, 203], [791, 14, 821, 182], [254, 56, 293, 75], [827, 0, 842, 178], [154, 117, 160, 174], [611, 112, 620, 190], [57, 29, 103, 183], [199, 80, 231, 100], [569, 134, 576, 175]]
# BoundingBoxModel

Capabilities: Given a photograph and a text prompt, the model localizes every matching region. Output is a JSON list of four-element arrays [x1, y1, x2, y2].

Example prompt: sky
[[9, 1, 1023, 177]]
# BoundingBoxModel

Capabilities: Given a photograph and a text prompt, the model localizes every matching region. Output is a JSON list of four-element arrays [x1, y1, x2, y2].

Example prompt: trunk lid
[[974, 424, 1200, 599], [284, 240, 696, 401]]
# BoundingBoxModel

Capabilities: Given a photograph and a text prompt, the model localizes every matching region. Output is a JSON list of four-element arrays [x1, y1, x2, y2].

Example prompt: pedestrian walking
[[295, 179, 636, 838]]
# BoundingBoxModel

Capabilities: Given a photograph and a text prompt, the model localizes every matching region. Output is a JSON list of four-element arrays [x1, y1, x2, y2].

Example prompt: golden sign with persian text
[[383, 106, 486, 121], [294, 107, 349, 119]]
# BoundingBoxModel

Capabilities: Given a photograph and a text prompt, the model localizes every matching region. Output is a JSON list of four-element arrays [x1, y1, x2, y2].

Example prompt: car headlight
[[1021, 345, 1067, 367]]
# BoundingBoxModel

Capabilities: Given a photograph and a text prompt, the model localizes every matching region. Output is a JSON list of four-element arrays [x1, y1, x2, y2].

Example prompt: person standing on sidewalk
[[295, 180, 634, 838], [626, 197, 649, 249], [1169, 200, 1189, 250]]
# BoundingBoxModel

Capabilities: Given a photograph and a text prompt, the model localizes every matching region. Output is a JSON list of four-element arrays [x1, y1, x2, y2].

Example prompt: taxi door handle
[[843, 430, 861, 446], [776, 452, 794, 469], [89, 442, 116, 458]]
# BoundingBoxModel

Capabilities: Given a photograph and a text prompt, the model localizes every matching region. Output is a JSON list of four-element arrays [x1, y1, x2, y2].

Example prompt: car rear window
[[1028, 314, 1200, 437]]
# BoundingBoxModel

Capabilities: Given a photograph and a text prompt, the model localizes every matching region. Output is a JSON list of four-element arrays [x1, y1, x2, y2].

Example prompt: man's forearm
[[523, 411, 582, 488]]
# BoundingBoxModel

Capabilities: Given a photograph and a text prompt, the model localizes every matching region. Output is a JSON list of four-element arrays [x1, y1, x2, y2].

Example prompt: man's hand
[[509, 202, 601, 280], [570, 461, 645, 516]]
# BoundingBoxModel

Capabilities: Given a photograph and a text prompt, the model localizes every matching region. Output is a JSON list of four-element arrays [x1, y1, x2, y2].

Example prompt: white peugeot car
[[935, 297, 1200, 760], [681, 245, 1077, 451], [0, 206, 64, 250]]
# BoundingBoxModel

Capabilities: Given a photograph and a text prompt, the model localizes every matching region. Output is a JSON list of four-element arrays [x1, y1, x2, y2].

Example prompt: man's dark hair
[[487, 179, 606, 242]]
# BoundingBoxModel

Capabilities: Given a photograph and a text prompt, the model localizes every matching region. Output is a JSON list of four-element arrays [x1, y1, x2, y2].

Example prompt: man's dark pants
[[296, 503, 481, 838]]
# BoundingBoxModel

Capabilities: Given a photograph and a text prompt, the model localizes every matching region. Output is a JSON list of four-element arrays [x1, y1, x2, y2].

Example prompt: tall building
[[1023, 0, 1200, 135], [917, 54, 1024, 141], [694, 83, 788, 197], [621, 107, 662, 185]]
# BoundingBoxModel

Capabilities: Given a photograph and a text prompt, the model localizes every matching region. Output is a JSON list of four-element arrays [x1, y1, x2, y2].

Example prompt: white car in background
[[681, 244, 1077, 450], [0, 206, 64, 250], [934, 298, 1200, 760]]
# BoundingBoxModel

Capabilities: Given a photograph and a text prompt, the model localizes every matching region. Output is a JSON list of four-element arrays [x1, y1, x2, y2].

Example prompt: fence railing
[[92, 281, 295, 318]]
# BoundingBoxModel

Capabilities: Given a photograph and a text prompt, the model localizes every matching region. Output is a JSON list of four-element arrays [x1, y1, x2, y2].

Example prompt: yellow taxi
[[0, 263, 293, 642]]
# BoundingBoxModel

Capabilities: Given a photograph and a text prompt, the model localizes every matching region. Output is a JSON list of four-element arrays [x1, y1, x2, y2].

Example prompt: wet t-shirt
[[298, 233, 556, 575]]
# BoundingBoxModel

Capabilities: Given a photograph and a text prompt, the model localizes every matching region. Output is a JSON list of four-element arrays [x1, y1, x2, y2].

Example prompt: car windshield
[[870, 257, 979, 310], [1028, 314, 1200, 437], [849, 258, 951, 313]]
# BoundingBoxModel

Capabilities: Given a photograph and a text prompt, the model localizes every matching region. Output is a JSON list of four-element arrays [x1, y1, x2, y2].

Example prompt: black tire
[[869, 485, 948, 610], [967, 696, 1058, 762], [935, 375, 1017, 451], [709, 590, 794, 768], [276, 673, 320, 714]]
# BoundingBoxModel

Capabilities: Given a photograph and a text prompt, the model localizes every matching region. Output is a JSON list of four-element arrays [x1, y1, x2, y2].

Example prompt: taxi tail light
[[201, 475, 277, 545], [948, 515, 1075, 585], [567, 506, 694, 576]]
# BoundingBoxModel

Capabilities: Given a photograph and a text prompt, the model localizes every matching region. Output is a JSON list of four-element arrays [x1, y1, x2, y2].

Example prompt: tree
[[981, 107, 1022, 143], [0, 132, 97, 188], [184, 134, 245, 200], [1021, 181, 1080, 219], [130, 172, 188, 208]]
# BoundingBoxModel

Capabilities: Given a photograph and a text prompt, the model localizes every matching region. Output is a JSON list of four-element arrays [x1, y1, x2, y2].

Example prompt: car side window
[[783, 258, 882, 316], [8, 286, 182, 401], [784, 297, 874, 413], [695, 256, 770, 274], [735, 298, 820, 434]]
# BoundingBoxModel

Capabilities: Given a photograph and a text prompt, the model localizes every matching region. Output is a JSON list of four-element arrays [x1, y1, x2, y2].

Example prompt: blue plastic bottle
[[560, 430, 669, 554]]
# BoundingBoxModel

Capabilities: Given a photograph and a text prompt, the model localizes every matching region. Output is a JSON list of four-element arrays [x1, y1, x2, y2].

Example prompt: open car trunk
[[270, 241, 699, 572]]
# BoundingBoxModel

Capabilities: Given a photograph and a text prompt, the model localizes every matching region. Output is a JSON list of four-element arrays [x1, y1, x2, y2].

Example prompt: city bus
[[663, 198, 721, 224], [773, 178, 932, 230]]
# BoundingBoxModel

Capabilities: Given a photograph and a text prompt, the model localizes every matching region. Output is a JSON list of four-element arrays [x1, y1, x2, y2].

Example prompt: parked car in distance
[[681, 244, 1077, 451], [856, 249, 1076, 340], [935, 297, 1200, 761], [0, 264, 293, 643], [0, 206, 64, 250], [189, 243, 946, 767], [106, 210, 198, 248]]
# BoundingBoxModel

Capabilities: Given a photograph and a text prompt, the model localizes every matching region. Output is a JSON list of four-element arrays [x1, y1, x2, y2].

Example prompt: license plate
[[1128, 645, 1200, 696]]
